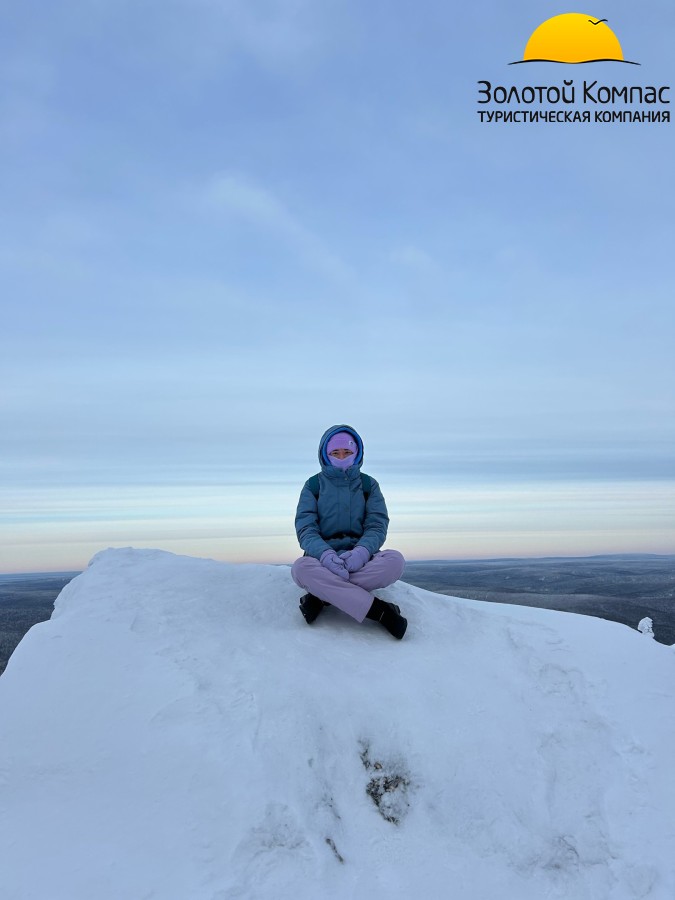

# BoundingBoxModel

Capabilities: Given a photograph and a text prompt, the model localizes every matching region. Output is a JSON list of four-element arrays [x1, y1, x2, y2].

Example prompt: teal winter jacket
[[294, 424, 389, 560]]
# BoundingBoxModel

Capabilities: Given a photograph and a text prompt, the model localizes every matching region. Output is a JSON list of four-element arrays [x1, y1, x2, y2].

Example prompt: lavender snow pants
[[291, 550, 406, 623]]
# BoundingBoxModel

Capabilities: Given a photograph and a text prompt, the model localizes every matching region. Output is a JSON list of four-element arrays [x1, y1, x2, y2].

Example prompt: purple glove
[[320, 549, 350, 581], [338, 545, 370, 573]]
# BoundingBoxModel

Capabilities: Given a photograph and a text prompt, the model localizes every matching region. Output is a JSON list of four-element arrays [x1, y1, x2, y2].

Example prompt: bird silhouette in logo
[[588, 18, 608, 25]]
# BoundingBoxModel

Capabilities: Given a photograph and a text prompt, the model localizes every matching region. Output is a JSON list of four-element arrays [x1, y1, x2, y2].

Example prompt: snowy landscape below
[[1, 548, 674, 899]]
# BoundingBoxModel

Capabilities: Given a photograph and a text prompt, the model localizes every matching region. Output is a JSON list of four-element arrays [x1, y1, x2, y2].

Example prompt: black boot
[[366, 598, 407, 640], [299, 593, 325, 625]]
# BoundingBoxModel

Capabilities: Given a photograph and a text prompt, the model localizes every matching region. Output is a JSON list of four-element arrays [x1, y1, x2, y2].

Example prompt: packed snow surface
[[1, 548, 674, 899]]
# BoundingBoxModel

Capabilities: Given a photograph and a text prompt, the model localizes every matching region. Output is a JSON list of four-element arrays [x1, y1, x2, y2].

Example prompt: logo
[[476, 11, 670, 125], [510, 13, 639, 66]]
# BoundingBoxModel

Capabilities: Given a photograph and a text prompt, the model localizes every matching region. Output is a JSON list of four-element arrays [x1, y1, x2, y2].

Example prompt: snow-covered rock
[[1, 548, 674, 900], [638, 617, 655, 639]]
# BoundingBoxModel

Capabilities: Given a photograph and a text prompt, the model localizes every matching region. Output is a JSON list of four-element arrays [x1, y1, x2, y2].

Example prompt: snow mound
[[1, 548, 674, 899]]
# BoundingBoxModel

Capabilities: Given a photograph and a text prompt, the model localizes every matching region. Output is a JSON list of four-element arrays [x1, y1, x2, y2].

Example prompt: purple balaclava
[[326, 431, 358, 469]]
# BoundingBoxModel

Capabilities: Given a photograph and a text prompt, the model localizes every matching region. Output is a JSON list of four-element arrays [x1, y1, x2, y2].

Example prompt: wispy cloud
[[201, 171, 353, 280], [389, 244, 443, 276]]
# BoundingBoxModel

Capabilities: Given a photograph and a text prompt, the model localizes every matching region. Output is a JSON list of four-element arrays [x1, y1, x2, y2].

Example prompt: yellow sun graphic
[[511, 13, 638, 65]]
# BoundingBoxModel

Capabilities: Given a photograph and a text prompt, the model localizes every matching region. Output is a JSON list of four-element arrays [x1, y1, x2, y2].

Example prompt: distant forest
[[402, 555, 675, 646], [0, 574, 78, 676]]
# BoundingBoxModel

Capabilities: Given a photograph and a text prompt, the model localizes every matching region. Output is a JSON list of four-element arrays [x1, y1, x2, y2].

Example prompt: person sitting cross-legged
[[291, 424, 407, 640]]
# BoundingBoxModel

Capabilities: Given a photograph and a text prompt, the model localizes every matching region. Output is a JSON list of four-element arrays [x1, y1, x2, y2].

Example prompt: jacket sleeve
[[357, 478, 389, 557], [295, 483, 332, 560]]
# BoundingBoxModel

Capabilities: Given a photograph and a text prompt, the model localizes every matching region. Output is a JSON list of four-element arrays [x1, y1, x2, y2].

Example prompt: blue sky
[[2, 0, 674, 572]]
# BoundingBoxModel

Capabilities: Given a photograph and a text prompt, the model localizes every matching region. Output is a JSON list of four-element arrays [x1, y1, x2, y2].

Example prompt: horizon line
[[1, 550, 673, 578]]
